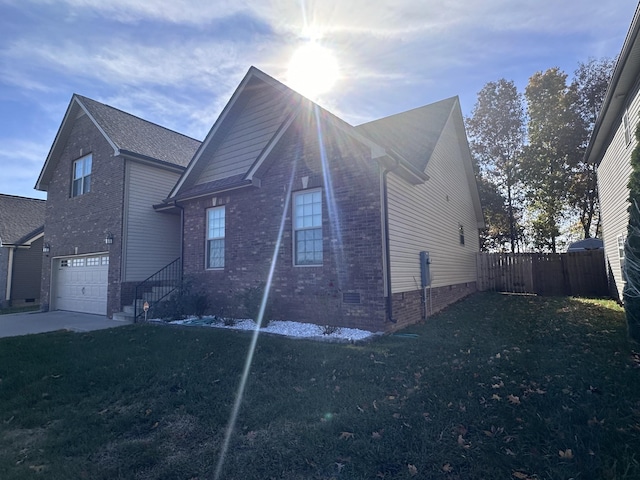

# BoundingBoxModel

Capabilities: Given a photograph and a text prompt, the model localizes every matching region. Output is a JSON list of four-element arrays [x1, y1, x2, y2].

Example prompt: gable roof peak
[[36, 94, 202, 191]]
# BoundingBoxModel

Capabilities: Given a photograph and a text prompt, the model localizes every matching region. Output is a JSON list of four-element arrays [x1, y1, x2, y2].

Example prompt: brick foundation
[[387, 282, 478, 332]]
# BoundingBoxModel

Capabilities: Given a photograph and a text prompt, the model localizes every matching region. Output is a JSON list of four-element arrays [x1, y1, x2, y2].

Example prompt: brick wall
[[182, 116, 387, 331], [388, 282, 478, 332], [40, 113, 125, 317]]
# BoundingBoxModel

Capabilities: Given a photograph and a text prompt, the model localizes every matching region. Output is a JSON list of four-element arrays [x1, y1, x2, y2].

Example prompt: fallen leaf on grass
[[492, 394, 502, 401], [508, 394, 521, 405], [339, 431, 354, 440], [442, 463, 453, 473], [408, 464, 418, 476], [457, 434, 470, 448], [29, 465, 46, 473], [588, 416, 604, 426], [513, 472, 533, 479], [372, 431, 383, 440], [559, 449, 574, 459]]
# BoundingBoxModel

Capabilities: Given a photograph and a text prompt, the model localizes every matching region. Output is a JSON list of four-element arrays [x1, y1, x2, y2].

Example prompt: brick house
[[162, 67, 484, 332], [0, 194, 46, 308], [35, 95, 200, 317]]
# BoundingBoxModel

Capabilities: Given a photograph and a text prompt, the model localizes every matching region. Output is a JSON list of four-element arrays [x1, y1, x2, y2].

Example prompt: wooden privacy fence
[[477, 251, 608, 297]]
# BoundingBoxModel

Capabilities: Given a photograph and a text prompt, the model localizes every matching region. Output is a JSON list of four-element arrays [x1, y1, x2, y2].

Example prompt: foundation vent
[[342, 292, 361, 304]]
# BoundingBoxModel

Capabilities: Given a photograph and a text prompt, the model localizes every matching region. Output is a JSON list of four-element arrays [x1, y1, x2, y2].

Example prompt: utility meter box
[[420, 251, 431, 288]]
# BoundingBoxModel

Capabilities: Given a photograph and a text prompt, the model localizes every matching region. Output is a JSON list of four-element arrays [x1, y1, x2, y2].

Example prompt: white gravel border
[[157, 316, 378, 342]]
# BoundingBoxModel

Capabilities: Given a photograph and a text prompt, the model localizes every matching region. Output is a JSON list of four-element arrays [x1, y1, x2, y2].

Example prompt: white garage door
[[53, 256, 109, 315]]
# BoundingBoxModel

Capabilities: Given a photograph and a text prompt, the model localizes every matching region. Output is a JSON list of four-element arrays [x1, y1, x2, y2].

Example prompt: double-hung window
[[293, 189, 323, 266], [72, 154, 92, 197], [618, 234, 627, 279], [207, 206, 225, 269]]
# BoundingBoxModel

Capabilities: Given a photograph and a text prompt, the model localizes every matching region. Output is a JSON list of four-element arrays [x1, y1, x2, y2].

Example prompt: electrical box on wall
[[420, 251, 431, 288]]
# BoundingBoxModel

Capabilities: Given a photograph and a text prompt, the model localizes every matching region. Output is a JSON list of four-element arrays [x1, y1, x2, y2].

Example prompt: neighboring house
[[35, 95, 200, 317], [0, 194, 46, 308], [566, 237, 604, 252], [163, 67, 483, 332], [585, 3, 640, 300]]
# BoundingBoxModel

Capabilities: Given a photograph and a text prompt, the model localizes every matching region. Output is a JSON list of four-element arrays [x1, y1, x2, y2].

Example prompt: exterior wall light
[[104, 232, 114, 245], [42, 242, 51, 253]]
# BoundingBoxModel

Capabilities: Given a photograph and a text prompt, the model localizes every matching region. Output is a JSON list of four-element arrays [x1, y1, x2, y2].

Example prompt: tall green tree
[[466, 79, 526, 252], [522, 68, 587, 252], [624, 121, 640, 343], [569, 57, 615, 238], [476, 175, 512, 251]]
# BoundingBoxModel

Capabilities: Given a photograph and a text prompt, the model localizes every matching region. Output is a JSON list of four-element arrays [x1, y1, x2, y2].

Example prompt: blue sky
[[1, 0, 638, 200]]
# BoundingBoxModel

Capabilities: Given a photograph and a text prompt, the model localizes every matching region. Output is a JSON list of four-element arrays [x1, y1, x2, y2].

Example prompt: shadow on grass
[[0, 292, 638, 480]]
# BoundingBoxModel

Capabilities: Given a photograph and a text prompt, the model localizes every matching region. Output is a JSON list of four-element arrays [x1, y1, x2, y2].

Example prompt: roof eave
[[585, 4, 640, 165]]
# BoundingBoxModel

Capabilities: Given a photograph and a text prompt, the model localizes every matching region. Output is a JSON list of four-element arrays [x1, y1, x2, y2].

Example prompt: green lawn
[[0, 293, 638, 479]]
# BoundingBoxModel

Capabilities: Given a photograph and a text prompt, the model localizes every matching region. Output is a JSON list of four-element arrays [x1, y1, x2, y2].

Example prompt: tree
[[476, 175, 512, 251], [466, 79, 526, 252], [623, 121, 640, 342], [569, 58, 615, 238], [521, 68, 587, 252]]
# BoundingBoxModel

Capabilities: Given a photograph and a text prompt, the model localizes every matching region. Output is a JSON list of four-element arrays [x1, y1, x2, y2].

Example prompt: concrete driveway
[[0, 310, 130, 338]]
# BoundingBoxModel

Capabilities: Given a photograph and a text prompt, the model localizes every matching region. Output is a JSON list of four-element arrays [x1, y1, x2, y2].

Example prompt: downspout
[[175, 200, 185, 279], [382, 159, 401, 324], [5, 247, 14, 303]]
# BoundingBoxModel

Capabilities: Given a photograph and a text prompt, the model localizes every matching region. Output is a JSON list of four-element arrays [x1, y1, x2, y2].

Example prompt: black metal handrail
[[134, 257, 182, 321]]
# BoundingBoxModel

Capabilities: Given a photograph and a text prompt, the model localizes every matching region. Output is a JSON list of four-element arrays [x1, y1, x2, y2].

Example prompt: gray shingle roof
[[356, 97, 457, 172], [76, 95, 201, 168], [0, 194, 45, 246]]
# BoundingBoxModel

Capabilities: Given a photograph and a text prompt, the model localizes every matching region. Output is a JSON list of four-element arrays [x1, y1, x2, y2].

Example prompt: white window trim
[[206, 206, 225, 270], [72, 154, 92, 197], [618, 233, 627, 279], [293, 188, 323, 267]]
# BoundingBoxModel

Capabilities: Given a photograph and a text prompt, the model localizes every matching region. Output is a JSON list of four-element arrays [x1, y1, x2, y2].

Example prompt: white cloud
[[0, 138, 49, 198]]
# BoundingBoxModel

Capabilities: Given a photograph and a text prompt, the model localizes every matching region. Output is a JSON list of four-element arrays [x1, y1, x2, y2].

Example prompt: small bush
[[149, 281, 209, 321], [222, 317, 237, 327], [322, 325, 342, 336], [240, 283, 273, 328]]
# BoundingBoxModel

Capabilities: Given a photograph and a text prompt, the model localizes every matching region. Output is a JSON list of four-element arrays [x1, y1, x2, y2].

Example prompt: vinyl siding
[[11, 236, 43, 302], [387, 113, 479, 293], [598, 82, 640, 299], [123, 162, 182, 282], [195, 88, 287, 185]]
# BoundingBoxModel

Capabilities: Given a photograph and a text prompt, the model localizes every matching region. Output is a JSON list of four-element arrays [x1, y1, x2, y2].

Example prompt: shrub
[[322, 325, 342, 336], [240, 283, 273, 328], [149, 280, 209, 321]]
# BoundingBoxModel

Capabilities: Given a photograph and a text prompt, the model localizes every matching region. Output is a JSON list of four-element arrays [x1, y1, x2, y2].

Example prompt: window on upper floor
[[293, 189, 323, 266], [72, 154, 92, 197], [206, 206, 225, 269]]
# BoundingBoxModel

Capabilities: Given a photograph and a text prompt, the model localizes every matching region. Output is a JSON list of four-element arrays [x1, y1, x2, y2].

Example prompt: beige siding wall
[[123, 162, 182, 282], [598, 81, 640, 298], [195, 88, 286, 184], [387, 115, 479, 293]]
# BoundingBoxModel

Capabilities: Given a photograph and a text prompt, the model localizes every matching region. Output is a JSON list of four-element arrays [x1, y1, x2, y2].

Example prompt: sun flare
[[287, 42, 339, 99]]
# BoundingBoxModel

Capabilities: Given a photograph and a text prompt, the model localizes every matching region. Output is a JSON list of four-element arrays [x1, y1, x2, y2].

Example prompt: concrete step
[[123, 305, 134, 315], [112, 311, 135, 323]]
